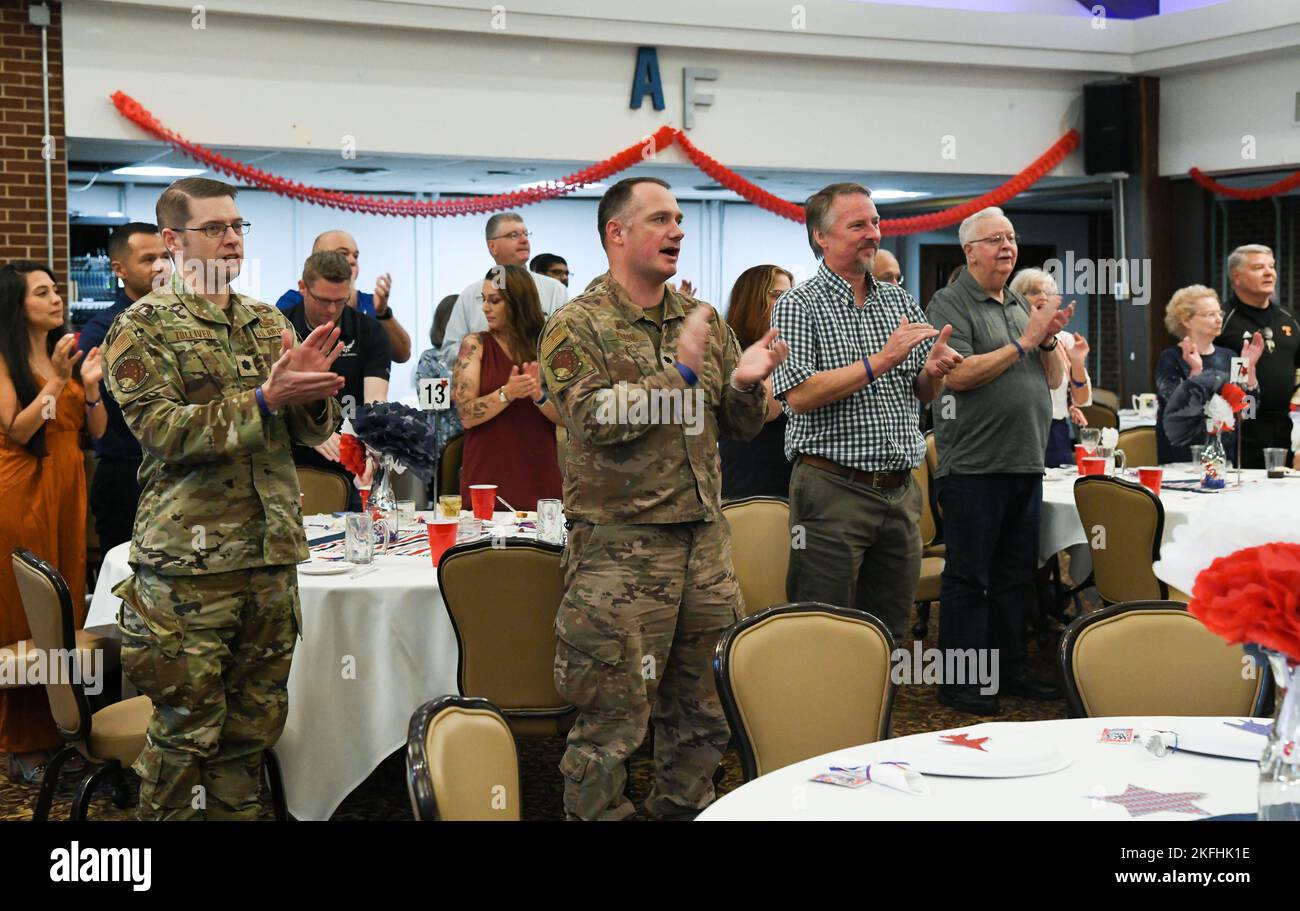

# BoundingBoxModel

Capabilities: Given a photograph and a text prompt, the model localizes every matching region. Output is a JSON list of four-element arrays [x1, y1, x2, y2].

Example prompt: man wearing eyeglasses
[[925, 206, 1071, 715], [439, 212, 568, 366], [871, 248, 903, 286], [103, 177, 343, 819], [283, 250, 392, 500], [1215, 244, 1300, 469], [531, 252, 571, 288], [276, 230, 412, 364]]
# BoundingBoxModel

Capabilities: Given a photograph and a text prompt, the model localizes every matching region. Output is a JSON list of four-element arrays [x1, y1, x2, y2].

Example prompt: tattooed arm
[[452, 333, 512, 429]]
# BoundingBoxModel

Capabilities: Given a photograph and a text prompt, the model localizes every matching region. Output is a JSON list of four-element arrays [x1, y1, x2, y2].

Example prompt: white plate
[[891, 728, 1072, 778], [298, 561, 352, 576]]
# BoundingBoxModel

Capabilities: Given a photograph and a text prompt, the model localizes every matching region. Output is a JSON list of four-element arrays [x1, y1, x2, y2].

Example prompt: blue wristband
[[255, 385, 272, 417], [863, 356, 875, 384], [674, 361, 698, 387], [1011, 339, 1026, 359]]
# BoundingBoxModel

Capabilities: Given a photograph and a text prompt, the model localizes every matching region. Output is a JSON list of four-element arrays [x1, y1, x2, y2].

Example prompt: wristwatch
[[376, 307, 393, 321], [1039, 337, 1059, 352], [497, 386, 509, 404]]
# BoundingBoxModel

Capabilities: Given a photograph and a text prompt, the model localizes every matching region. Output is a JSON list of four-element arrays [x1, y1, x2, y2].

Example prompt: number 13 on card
[[418, 377, 451, 411]]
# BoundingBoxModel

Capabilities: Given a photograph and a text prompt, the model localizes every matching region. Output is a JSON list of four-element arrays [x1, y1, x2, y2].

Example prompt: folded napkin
[[812, 761, 930, 795], [1137, 721, 1271, 761]]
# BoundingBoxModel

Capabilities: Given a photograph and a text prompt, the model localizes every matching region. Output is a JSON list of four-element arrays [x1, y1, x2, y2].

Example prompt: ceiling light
[[112, 165, 206, 178], [871, 189, 928, 200]]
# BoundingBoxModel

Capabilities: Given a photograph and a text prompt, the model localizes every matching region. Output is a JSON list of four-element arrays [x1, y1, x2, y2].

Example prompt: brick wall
[[0, 0, 66, 281], [1210, 196, 1298, 314]]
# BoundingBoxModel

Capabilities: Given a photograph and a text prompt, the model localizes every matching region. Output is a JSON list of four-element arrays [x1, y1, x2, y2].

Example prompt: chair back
[[296, 467, 350, 514], [438, 434, 465, 501], [1060, 600, 1270, 717], [721, 496, 790, 617], [407, 696, 521, 821], [437, 539, 572, 719], [10, 550, 92, 742], [1073, 476, 1167, 604], [1078, 403, 1119, 431], [924, 431, 942, 520], [1117, 426, 1158, 468], [912, 463, 937, 547], [714, 603, 896, 781], [1090, 387, 1121, 412]]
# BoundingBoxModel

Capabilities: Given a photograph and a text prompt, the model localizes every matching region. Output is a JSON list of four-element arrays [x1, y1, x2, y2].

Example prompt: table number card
[[1230, 357, 1248, 385], [417, 377, 452, 411]]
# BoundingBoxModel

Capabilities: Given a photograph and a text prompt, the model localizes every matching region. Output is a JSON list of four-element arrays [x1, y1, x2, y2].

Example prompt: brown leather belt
[[798, 454, 910, 489]]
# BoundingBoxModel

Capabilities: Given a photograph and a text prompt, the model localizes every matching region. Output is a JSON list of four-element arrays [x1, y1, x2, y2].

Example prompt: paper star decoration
[[1224, 719, 1273, 736], [939, 733, 989, 752], [1097, 784, 1209, 818]]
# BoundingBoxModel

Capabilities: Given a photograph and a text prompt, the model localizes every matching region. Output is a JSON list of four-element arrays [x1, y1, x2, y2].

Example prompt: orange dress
[[0, 376, 89, 753]]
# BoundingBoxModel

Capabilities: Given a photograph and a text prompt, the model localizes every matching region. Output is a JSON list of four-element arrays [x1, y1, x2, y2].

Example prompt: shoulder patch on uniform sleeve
[[105, 331, 133, 364], [111, 355, 151, 394], [541, 326, 568, 360]]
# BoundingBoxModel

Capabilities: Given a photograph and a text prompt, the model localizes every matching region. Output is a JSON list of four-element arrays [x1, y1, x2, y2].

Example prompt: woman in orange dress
[[0, 262, 106, 783]]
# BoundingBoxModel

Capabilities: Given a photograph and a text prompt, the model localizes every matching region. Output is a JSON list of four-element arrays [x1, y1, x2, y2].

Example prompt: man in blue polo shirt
[[77, 222, 171, 558], [276, 229, 411, 363]]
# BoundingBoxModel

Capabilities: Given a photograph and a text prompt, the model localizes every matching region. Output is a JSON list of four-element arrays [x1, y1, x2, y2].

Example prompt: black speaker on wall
[[1083, 79, 1137, 175]]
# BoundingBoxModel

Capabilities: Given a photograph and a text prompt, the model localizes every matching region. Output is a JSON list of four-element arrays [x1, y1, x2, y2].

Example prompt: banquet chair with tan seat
[[1090, 388, 1121, 412], [406, 695, 520, 821], [437, 433, 464, 502], [721, 496, 790, 618], [1078, 403, 1119, 431], [1059, 600, 1271, 718], [11, 549, 289, 821], [437, 538, 575, 737], [1072, 475, 1167, 605], [1117, 426, 1158, 468], [296, 466, 350, 514], [714, 603, 897, 782], [912, 433, 945, 639]]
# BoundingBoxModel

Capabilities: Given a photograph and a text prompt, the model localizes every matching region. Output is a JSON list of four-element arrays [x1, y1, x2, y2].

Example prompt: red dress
[[460, 332, 562, 511], [0, 376, 89, 753]]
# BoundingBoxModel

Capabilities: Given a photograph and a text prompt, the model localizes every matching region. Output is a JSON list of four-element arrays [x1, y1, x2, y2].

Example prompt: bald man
[[872, 249, 902, 286], [277, 230, 412, 362]]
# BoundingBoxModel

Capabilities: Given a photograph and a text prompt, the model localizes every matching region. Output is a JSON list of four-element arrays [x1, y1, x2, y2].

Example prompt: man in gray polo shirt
[[926, 206, 1071, 715], [772, 183, 963, 642]]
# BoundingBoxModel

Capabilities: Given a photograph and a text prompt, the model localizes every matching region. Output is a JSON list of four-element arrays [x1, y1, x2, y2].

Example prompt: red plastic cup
[[1074, 444, 1088, 473], [426, 519, 458, 567], [469, 484, 498, 521], [1137, 466, 1163, 495], [1082, 456, 1106, 476], [359, 488, 370, 513]]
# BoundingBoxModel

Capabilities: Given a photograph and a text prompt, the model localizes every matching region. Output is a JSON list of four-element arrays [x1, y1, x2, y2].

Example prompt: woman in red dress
[[452, 264, 562, 511], [0, 262, 107, 783]]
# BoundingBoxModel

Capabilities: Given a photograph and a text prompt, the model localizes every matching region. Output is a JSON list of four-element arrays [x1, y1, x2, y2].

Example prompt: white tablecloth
[[1038, 467, 1298, 564], [698, 716, 1262, 821], [84, 511, 533, 820]]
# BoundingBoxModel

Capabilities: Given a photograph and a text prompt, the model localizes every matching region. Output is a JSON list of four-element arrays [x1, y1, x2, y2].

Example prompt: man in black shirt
[[1215, 244, 1300, 469], [283, 251, 392, 488]]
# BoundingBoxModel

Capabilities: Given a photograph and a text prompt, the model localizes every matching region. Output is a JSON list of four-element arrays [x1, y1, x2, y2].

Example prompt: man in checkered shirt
[[771, 183, 963, 643]]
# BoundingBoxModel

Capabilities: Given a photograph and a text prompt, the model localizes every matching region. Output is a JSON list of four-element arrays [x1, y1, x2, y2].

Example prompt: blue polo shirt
[[276, 288, 376, 317], [77, 286, 142, 461]]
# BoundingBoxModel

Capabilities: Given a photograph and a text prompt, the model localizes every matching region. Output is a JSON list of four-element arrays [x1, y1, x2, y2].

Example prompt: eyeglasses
[[305, 286, 351, 309], [547, 269, 570, 279], [172, 221, 251, 239], [970, 232, 1020, 247], [491, 230, 532, 242]]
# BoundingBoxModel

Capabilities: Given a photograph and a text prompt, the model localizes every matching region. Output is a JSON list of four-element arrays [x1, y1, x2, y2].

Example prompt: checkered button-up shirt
[[771, 261, 933, 471]]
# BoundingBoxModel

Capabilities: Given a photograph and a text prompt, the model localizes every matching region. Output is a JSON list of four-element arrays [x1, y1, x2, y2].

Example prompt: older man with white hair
[[925, 207, 1072, 715], [1214, 244, 1300, 469]]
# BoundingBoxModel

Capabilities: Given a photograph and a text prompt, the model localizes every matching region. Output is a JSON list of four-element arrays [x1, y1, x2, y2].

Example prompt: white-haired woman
[[1156, 285, 1262, 463], [1009, 268, 1091, 467]]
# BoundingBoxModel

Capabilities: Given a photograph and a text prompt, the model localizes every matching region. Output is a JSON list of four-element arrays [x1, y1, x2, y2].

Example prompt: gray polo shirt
[[926, 269, 1052, 478]]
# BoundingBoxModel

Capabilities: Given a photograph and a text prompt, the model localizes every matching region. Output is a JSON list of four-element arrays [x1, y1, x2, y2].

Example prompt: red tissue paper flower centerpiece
[[1188, 543, 1300, 662], [338, 433, 367, 479]]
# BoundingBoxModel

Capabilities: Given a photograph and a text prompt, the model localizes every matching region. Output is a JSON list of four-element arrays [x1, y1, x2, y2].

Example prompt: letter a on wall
[[631, 46, 666, 111]]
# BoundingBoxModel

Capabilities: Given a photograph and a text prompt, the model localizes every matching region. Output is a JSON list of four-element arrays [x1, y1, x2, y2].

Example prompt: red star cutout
[[1097, 784, 1209, 818], [939, 733, 989, 752]]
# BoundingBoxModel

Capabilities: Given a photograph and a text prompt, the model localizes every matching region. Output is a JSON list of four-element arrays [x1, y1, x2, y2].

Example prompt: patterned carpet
[[0, 603, 1073, 822]]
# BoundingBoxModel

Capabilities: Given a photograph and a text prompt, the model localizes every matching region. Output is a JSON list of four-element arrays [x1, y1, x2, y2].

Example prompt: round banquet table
[[696, 717, 1263, 821], [83, 510, 533, 820], [1037, 466, 1299, 565]]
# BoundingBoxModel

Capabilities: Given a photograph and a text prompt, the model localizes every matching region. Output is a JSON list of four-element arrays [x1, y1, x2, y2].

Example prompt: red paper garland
[[110, 91, 1078, 234], [1188, 167, 1300, 201]]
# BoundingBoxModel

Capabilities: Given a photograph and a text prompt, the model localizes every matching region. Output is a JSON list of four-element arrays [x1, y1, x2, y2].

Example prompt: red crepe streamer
[[110, 90, 1078, 234], [1188, 167, 1300, 201]]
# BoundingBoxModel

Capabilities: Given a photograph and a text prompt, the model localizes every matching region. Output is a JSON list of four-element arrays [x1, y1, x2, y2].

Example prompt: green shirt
[[103, 272, 340, 574]]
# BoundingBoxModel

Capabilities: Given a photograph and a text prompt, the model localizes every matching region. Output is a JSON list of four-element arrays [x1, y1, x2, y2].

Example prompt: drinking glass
[[537, 499, 564, 544], [1264, 448, 1287, 478], [1079, 427, 1101, 455], [345, 512, 374, 564], [438, 495, 462, 518]]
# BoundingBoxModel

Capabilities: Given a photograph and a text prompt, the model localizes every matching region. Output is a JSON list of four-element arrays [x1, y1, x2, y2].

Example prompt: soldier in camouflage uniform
[[104, 178, 343, 820], [541, 177, 789, 820]]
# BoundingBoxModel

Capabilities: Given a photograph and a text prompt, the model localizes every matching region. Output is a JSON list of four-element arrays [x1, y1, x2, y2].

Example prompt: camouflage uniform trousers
[[114, 564, 299, 821], [554, 518, 742, 821]]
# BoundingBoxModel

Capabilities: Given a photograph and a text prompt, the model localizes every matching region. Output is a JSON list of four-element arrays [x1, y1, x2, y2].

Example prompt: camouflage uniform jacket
[[103, 272, 340, 575], [539, 272, 766, 524]]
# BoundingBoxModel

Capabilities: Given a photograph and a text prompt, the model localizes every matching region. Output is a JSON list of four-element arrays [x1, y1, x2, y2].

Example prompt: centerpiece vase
[[1259, 649, 1300, 821], [1200, 432, 1227, 489], [369, 455, 401, 553]]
